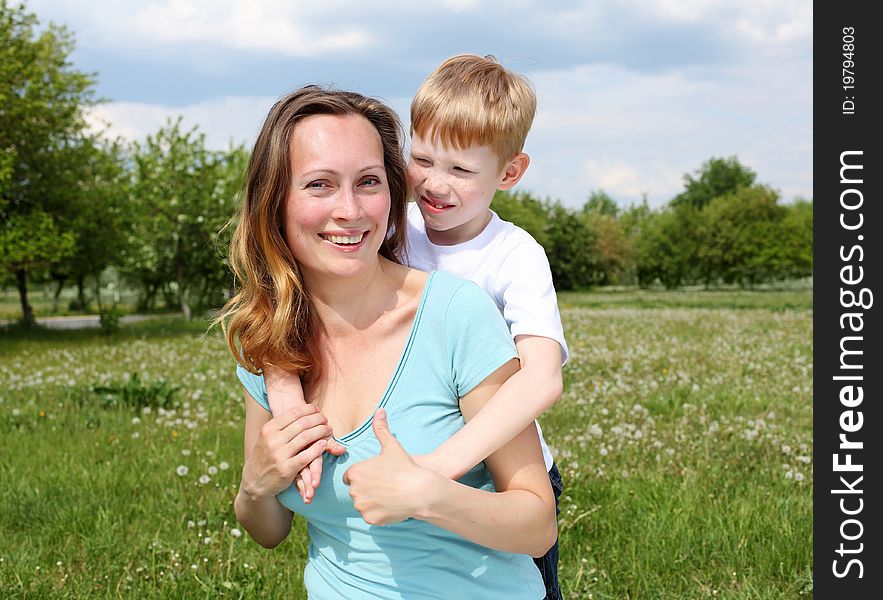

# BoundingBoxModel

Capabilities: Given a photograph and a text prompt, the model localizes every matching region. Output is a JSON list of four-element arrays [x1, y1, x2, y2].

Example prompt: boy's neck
[[425, 210, 493, 246]]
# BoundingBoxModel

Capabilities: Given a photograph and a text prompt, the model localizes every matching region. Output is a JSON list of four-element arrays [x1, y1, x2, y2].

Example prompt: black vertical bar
[[814, 2, 881, 597]]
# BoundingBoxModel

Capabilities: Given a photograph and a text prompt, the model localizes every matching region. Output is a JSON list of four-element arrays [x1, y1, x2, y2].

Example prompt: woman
[[220, 86, 556, 599]]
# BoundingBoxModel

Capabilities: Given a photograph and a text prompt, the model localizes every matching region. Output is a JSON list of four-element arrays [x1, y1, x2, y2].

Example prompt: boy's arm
[[265, 365, 307, 415], [420, 335, 562, 479]]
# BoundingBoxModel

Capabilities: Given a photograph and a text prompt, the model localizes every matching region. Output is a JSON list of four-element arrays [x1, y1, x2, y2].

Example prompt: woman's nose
[[331, 187, 362, 221]]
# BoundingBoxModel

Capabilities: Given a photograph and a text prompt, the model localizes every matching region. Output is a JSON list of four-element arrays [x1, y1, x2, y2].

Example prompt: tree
[[633, 203, 703, 288], [779, 198, 813, 279], [671, 156, 756, 209], [1, 1, 97, 324], [50, 135, 130, 311], [582, 189, 619, 217], [544, 203, 598, 290], [490, 189, 550, 248], [123, 120, 246, 318], [699, 186, 789, 287]]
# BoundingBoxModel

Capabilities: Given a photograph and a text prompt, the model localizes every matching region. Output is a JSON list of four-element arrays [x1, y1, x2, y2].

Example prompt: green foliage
[[1, 0, 98, 323], [92, 372, 179, 411], [545, 203, 598, 290], [490, 189, 550, 248], [0, 209, 76, 270], [582, 189, 619, 217], [633, 204, 703, 288], [98, 306, 121, 335], [122, 120, 246, 318], [672, 156, 756, 209], [699, 186, 788, 286]]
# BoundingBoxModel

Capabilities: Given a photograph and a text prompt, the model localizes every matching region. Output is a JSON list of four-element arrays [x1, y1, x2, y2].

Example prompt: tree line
[[491, 156, 812, 291], [2, 1, 812, 326]]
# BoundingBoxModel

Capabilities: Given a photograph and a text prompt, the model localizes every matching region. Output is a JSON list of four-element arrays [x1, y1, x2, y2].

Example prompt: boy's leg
[[533, 463, 563, 600]]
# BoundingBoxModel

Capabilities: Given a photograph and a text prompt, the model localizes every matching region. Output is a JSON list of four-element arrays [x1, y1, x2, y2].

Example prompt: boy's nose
[[423, 174, 449, 197]]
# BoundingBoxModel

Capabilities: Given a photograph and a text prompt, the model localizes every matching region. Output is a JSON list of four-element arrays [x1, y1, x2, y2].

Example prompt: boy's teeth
[[326, 233, 363, 244]]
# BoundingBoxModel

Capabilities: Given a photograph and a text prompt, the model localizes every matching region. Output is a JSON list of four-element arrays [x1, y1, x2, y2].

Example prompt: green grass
[[0, 289, 813, 598]]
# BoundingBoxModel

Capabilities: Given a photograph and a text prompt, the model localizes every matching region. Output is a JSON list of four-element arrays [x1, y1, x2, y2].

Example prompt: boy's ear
[[497, 152, 530, 191]]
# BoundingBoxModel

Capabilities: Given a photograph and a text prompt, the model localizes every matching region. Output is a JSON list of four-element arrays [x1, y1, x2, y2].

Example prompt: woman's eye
[[307, 181, 328, 190], [360, 176, 381, 186]]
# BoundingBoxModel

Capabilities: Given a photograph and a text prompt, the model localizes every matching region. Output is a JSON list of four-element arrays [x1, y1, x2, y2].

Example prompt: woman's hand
[[343, 409, 440, 525], [240, 403, 332, 501]]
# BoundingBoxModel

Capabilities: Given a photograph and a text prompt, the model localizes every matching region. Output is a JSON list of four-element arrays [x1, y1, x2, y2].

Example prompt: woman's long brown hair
[[218, 86, 408, 381]]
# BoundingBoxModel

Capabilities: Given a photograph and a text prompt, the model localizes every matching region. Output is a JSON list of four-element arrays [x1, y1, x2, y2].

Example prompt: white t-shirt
[[405, 202, 569, 470]]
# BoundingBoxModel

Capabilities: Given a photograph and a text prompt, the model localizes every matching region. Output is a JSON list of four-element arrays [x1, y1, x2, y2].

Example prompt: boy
[[404, 54, 567, 599], [267, 54, 568, 598]]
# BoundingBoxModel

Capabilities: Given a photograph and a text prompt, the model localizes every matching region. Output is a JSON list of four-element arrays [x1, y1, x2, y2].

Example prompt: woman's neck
[[304, 258, 408, 332]]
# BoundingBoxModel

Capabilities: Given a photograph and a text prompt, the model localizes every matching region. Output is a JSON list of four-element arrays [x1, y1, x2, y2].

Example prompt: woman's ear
[[498, 153, 530, 191]]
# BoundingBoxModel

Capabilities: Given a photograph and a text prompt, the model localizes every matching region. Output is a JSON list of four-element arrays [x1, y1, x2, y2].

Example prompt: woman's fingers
[[278, 411, 328, 442], [294, 439, 328, 474], [285, 421, 332, 458]]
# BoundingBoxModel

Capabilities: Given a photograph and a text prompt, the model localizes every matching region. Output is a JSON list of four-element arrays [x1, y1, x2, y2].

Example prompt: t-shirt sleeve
[[236, 364, 270, 412], [497, 241, 570, 365], [444, 281, 519, 397]]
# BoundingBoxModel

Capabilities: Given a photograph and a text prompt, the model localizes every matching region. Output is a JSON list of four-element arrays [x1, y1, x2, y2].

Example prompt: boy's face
[[407, 132, 508, 246]]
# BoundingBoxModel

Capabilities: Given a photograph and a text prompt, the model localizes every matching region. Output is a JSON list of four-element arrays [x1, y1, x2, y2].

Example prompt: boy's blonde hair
[[410, 54, 536, 169]]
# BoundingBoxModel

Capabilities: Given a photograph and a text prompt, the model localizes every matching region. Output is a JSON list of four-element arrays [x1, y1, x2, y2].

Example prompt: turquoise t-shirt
[[237, 271, 545, 599]]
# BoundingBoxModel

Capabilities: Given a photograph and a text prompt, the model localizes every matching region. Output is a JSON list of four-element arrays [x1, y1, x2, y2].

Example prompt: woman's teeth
[[324, 233, 363, 245]]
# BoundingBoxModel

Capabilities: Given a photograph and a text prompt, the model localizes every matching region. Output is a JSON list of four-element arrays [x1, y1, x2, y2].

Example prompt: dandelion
[[199, 475, 210, 485], [219, 461, 230, 471], [208, 466, 218, 475], [131, 417, 141, 425], [230, 528, 242, 538], [794, 472, 805, 482], [176, 465, 189, 477], [781, 444, 792, 454], [131, 432, 140, 439], [198, 519, 207, 527], [12, 408, 21, 417], [187, 520, 195, 528], [203, 537, 212, 544]]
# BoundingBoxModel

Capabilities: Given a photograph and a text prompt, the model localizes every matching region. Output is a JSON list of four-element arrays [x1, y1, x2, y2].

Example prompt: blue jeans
[[533, 463, 563, 600]]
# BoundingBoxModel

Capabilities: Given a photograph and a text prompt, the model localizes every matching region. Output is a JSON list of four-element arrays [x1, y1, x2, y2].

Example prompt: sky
[[29, 0, 813, 208]]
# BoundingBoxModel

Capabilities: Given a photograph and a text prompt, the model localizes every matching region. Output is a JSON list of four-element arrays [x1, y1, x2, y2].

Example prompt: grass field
[[0, 289, 813, 598]]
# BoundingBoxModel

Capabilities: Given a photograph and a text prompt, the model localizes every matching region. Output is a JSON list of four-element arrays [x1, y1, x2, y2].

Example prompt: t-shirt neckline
[[333, 270, 437, 445]]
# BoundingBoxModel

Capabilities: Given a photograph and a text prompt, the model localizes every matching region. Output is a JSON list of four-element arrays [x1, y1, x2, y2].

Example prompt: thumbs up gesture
[[343, 408, 439, 526]]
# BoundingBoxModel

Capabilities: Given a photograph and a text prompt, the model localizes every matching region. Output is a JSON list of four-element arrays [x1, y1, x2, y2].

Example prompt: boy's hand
[[294, 435, 347, 503]]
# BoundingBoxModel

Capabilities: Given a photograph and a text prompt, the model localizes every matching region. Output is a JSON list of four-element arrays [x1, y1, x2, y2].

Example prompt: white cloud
[[130, 0, 374, 56], [86, 96, 277, 150]]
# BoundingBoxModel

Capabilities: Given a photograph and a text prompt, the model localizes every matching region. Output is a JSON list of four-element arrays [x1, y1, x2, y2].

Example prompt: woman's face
[[284, 114, 390, 285]]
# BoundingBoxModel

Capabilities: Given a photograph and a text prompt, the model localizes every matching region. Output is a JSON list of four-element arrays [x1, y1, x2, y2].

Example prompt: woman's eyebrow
[[301, 165, 384, 177]]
